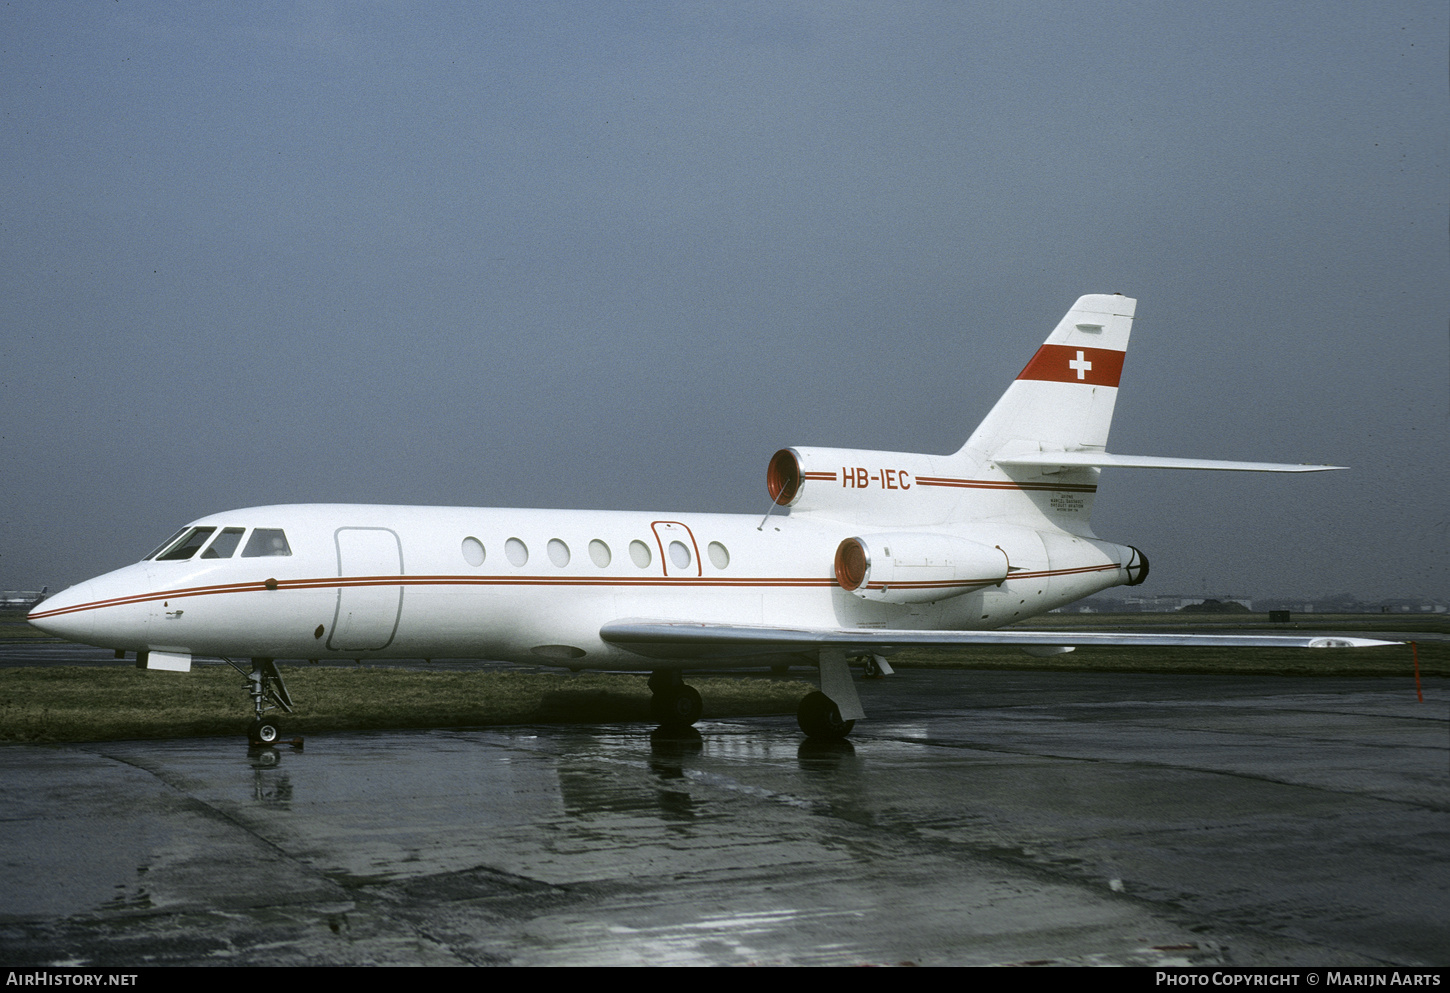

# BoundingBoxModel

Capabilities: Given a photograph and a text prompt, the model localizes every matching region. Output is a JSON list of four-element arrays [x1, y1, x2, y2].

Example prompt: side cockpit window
[[153, 527, 216, 561], [201, 527, 246, 559], [241, 528, 291, 557]]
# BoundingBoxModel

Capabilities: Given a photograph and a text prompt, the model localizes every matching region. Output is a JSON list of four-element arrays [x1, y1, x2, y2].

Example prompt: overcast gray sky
[[3, 1, 1446, 604]]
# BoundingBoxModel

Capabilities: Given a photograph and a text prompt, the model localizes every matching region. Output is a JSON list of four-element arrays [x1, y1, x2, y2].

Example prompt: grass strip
[[1, 610, 1438, 743], [0, 667, 814, 744]]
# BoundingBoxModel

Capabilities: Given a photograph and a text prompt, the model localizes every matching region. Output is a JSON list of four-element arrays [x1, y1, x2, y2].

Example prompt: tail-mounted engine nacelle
[[834, 533, 1010, 604], [765, 446, 966, 526], [1122, 545, 1150, 586]]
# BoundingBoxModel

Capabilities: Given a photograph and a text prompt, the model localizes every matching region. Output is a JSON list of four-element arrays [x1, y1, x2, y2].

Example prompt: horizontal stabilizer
[[995, 452, 1346, 473], [600, 620, 1398, 660]]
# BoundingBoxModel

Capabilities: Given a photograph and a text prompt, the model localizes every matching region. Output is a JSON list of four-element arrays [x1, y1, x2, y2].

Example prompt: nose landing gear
[[222, 657, 301, 747]]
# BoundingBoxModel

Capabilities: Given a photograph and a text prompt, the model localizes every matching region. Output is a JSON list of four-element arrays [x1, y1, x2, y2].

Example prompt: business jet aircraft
[[29, 294, 1393, 743]]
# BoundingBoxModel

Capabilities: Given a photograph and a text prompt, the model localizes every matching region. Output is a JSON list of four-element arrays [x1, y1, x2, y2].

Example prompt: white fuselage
[[28, 503, 1137, 669]]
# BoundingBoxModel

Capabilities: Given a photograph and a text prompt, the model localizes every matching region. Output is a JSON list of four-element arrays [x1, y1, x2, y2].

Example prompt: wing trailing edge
[[994, 452, 1345, 473]]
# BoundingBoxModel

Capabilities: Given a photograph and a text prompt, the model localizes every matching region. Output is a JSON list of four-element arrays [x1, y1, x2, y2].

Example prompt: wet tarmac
[[0, 656, 1445, 967]]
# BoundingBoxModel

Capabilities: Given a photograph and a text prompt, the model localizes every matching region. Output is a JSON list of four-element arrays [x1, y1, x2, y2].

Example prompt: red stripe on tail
[[1017, 344, 1124, 387]]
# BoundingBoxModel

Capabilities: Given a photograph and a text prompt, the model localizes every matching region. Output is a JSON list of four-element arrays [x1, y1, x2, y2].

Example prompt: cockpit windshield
[[201, 527, 246, 559], [145, 526, 291, 561]]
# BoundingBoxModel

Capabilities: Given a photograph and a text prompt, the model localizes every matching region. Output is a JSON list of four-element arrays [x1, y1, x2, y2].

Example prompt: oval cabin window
[[462, 537, 486, 567], [505, 538, 529, 566]]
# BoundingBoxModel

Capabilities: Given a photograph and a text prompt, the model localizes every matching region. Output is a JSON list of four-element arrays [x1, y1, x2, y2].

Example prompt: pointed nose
[[26, 562, 154, 649], [27, 584, 98, 643]]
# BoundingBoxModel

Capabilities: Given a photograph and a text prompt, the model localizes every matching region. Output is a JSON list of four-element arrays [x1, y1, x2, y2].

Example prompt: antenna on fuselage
[[757, 498, 782, 530]]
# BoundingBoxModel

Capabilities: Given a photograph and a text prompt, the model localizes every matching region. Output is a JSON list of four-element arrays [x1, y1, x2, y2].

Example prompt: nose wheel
[[248, 717, 282, 745]]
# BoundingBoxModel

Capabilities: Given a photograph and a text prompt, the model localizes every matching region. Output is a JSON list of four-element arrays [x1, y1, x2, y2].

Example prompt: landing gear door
[[327, 527, 404, 652]]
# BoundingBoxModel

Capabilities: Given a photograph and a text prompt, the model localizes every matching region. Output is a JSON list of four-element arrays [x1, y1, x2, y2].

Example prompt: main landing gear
[[794, 649, 889, 740], [648, 650, 890, 740], [796, 691, 854, 739], [648, 670, 703, 729]]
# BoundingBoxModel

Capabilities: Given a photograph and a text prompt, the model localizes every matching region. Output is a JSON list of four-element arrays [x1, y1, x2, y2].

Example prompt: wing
[[993, 452, 1345, 473], [599, 619, 1399, 660]]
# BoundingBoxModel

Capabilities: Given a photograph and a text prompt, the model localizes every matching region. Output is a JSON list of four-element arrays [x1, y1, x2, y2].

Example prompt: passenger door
[[327, 527, 404, 652]]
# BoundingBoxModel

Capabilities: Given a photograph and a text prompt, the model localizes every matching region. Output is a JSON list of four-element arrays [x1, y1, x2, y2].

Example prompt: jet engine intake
[[834, 533, 1010, 604], [766, 449, 803, 507]]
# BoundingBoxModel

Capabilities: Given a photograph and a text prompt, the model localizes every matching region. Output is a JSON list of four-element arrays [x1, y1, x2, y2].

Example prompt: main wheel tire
[[797, 691, 855, 739], [650, 685, 703, 728], [249, 718, 280, 744]]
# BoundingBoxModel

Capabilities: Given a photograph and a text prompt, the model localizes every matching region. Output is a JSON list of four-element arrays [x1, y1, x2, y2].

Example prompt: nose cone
[[28, 583, 98, 643], [27, 563, 153, 648]]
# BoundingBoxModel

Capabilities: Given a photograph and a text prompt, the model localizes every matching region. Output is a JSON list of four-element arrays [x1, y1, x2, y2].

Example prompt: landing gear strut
[[648, 670, 703, 728], [795, 649, 877, 739], [223, 657, 296, 746]]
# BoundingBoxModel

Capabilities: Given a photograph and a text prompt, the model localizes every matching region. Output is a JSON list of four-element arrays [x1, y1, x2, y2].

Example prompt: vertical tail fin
[[960, 294, 1136, 460], [766, 294, 1138, 529]]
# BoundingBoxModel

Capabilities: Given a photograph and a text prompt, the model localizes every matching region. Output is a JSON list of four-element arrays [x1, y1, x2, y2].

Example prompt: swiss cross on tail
[[1017, 344, 1125, 387]]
